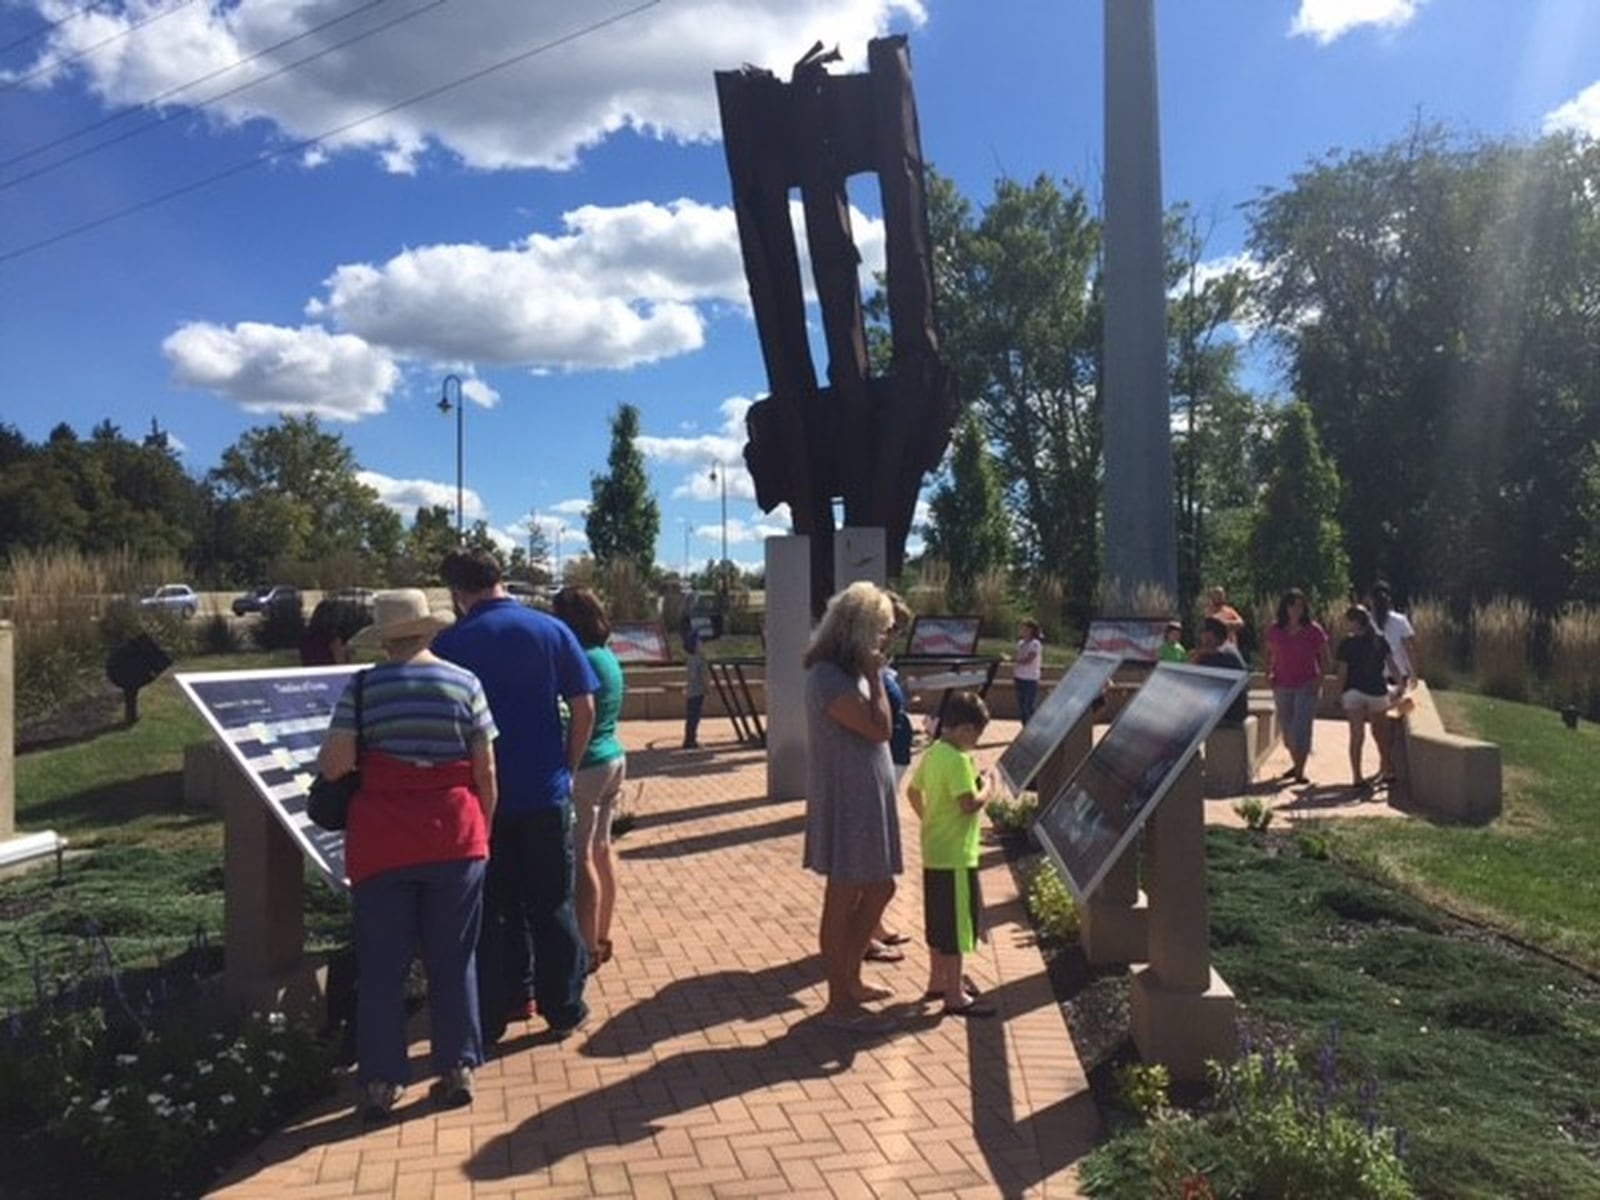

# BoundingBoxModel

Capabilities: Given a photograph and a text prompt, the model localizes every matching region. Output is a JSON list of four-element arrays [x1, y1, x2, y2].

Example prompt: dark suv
[[231, 584, 302, 617]]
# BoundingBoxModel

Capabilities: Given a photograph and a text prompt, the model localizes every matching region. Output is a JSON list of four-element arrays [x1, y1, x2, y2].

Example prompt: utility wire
[[1, 0, 107, 56], [1, 0, 392, 172], [2, 0, 201, 93], [0, 0, 661, 265], [2, 0, 446, 189]]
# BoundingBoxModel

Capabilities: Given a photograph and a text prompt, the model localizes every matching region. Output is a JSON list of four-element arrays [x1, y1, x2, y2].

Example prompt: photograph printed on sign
[[995, 652, 1121, 797], [176, 666, 365, 888], [1033, 663, 1246, 902]]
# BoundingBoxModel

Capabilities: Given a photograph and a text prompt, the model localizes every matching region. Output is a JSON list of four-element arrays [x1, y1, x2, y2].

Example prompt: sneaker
[[548, 1005, 590, 1041], [431, 1065, 473, 1109], [361, 1081, 403, 1123]]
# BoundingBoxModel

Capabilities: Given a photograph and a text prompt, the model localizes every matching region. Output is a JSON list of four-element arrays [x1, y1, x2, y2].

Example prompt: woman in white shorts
[[1335, 605, 1394, 788], [553, 588, 627, 971]]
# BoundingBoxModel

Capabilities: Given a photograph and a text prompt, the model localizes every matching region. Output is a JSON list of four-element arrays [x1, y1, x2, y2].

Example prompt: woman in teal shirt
[[553, 587, 627, 970]]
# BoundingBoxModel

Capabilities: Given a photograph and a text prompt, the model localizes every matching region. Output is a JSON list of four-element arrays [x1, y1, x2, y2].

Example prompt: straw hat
[[350, 588, 453, 649]]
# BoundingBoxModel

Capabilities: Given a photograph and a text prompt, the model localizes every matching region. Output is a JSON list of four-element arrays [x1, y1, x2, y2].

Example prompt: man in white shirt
[[1369, 581, 1419, 687]]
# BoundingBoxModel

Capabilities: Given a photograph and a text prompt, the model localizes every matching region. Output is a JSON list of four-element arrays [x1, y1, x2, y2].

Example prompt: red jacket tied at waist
[[343, 750, 488, 887]]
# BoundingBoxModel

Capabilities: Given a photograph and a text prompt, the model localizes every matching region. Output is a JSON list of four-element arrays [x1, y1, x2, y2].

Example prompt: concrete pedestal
[[1129, 756, 1237, 1080], [219, 756, 321, 1017], [1080, 853, 1150, 965], [765, 536, 812, 802], [0, 623, 13, 841], [1130, 965, 1237, 1081], [833, 527, 887, 590]]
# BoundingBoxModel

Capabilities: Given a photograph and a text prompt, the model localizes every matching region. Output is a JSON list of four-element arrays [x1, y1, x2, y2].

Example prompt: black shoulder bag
[[307, 670, 364, 832]]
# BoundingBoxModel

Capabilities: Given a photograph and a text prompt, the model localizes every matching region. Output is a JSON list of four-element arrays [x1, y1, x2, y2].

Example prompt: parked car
[[504, 580, 549, 608], [139, 583, 199, 618], [231, 585, 302, 617], [324, 587, 376, 623]]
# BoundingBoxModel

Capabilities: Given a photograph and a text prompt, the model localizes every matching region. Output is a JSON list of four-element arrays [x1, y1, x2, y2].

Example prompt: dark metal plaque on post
[[995, 652, 1121, 797]]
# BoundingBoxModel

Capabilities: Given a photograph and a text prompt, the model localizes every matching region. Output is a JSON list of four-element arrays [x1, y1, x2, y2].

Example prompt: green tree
[[924, 414, 1012, 608], [1247, 403, 1349, 606], [586, 404, 660, 570], [208, 415, 397, 585]]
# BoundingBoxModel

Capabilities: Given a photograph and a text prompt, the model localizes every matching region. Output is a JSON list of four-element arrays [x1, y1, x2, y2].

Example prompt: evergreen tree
[[925, 414, 1012, 608], [586, 404, 660, 570], [1247, 402, 1349, 606]]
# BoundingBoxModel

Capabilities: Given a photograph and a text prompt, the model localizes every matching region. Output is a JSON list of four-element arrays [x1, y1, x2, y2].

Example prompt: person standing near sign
[[1013, 619, 1043, 725], [1265, 589, 1329, 785], [1337, 605, 1396, 787], [317, 589, 498, 1121], [552, 587, 628, 973], [682, 629, 708, 750], [803, 582, 903, 1033], [434, 549, 599, 1043]]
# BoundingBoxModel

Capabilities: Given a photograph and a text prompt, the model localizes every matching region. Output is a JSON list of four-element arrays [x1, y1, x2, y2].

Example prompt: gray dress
[[803, 661, 903, 883]]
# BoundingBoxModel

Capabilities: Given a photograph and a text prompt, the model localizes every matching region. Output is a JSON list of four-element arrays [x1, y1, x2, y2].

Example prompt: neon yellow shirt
[[1159, 641, 1188, 663], [911, 739, 982, 869]]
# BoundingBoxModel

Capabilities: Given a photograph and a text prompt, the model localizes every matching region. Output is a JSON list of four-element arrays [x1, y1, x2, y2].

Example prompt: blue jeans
[[478, 804, 588, 1039], [1015, 679, 1040, 725], [352, 858, 485, 1087]]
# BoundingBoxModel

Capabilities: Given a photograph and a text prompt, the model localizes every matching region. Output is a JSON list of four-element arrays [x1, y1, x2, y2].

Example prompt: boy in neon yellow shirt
[[908, 691, 994, 1018]]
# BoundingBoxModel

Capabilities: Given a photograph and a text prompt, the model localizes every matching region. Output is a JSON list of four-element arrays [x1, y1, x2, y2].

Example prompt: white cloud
[[1289, 0, 1422, 44], [462, 377, 500, 408], [9, 1, 923, 173], [357, 470, 488, 520], [1171, 250, 1269, 336], [1545, 81, 1600, 138], [549, 498, 590, 516], [308, 198, 885, 372], [639, 396, 757, 501], [163, 321, 399, 419], [693, 515, 791, 546]]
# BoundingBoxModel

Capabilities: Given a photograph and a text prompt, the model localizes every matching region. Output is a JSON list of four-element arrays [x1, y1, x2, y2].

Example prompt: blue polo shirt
[[433, 597, 599, 813]]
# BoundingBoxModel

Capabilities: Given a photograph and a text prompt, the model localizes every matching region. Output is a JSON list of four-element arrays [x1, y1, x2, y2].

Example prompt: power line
[[2, 0, 201, 93], [0, 0, 107, 56], [0, 0, 661, 266], [2, 0, 445, 189], [1, 0, 392, 171]]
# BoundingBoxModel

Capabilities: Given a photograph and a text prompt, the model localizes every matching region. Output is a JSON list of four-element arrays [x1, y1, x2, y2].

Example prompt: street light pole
[[709, 462, 729, 607], [438, 374, 465, 540]]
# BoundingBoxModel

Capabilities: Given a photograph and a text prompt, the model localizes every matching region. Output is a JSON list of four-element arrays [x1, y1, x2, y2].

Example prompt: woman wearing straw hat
[[317, 589, 498, 1122]]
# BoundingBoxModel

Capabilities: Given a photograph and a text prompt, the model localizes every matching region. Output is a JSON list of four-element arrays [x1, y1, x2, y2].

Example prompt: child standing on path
[[1013, 620, 1043, 725], [908, 691, 995, 1018], [682, 630, 708, 749]]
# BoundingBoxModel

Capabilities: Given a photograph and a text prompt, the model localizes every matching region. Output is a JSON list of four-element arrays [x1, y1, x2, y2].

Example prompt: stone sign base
[[1130, 965, 1238, 1082]]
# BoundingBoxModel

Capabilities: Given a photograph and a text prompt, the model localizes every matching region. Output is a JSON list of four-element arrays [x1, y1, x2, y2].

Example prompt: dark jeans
[[1015, 678, 1040, 725], [684, 695, 705, 747], [477, 804, 588, 1039], [353, 858, 484, 1086]]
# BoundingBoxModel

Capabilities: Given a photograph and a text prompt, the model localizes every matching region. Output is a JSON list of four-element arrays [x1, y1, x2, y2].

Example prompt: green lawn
[[1196, 829, 1600, 1200], [1, 652, 348, 1011], [1326, 692, 1600, 969]]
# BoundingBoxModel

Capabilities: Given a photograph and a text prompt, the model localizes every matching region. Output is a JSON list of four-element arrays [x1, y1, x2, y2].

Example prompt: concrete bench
[[1398, 682, 1502, 823], [1202, 716, 1259, 798], [0, 830, 68, 880]]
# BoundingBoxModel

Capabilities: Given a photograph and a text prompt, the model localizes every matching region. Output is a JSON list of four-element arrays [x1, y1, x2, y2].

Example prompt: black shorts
[[923, 867, 982, 955]]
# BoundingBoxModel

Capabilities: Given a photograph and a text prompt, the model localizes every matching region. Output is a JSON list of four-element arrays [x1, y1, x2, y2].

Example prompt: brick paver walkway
[[210, 719, 1098, 1199]]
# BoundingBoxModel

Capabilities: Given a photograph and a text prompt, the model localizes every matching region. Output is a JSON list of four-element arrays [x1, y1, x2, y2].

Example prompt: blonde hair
[[803, 581, 894, 677]]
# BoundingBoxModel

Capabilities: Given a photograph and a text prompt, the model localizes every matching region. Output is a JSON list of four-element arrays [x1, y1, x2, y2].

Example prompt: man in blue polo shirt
[[435, 549, 598, 1041]]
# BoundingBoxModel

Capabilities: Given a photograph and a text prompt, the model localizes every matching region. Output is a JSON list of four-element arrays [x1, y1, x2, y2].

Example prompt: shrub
[[1114, 1061, 1172, 1121], [251, 602, 306, 651], [597, 556, 655, 621], [1032, 573, 1069, 643], [1024, 860, 1080, 942], [1295, 831, 1331, 861], [986, 790, 1038, 835], [1407, 597, 1456, 690], [197, 613, 243, 655], [1549, 604, 1600, 720], [1083, 1027, 1415, 1200], [1233, 796, 1273, 832], [973, 567, 1016, 635]]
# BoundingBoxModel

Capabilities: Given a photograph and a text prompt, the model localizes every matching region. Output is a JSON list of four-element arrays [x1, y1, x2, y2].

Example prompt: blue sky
[[2, 0, 1598, 572]]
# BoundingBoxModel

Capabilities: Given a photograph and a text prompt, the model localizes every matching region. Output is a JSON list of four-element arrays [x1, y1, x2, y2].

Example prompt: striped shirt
[[329, 659, 496, 763]]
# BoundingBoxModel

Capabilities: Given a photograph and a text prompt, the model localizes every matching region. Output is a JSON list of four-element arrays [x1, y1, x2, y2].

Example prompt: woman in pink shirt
[[1265, 588, 1329, 784]]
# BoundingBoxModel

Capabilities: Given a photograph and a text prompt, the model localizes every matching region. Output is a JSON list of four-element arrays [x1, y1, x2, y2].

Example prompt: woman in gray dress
[[803, 581, 903, 1033]]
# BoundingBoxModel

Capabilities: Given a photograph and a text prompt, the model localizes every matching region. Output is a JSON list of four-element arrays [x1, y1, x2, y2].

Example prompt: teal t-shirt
[[582, 646, 626, 767]]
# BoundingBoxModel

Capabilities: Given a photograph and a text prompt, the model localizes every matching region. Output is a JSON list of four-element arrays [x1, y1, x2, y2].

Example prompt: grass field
[[1326, 691, 1600, 969]]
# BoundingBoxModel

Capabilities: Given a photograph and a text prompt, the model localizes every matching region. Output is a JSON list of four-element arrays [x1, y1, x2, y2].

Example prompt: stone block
[[1202, 716, 1257, 798], [1130, 965, 1238, 1082]]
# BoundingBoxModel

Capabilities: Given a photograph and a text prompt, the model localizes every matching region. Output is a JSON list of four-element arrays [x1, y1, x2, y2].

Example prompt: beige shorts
[[1341, 689, 1389, 715], [572, 757, 626, 850]]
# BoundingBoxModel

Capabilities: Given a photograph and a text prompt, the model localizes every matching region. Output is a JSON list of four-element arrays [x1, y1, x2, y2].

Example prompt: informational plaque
[[1034, 663, 1246, 902], [1084, 617, 1171, 663], [176, 666, 363, 889], [904, 615, 982, 657], [609, 621, 672, 665], [995, 652, 1120, 797]]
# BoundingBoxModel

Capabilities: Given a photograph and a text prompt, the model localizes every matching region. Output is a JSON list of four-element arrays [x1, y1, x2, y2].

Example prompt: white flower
[[266, 1011, 287, 1030], [219, 1094, 235, 1105], [115, 1054, 138, 1066], [91, 1096, 111, 1114], [197, 1062, 213, 1076], [147, 1092, 166, 1106], [267, 1050, 286, 1063]]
